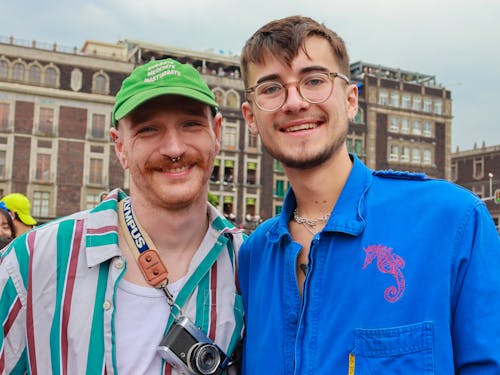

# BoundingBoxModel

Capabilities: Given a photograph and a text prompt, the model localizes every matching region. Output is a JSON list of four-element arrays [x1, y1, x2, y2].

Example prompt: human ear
[[110, 126, 129, 169], [242, 101, 259, 135], [346, 84, 359, 120]]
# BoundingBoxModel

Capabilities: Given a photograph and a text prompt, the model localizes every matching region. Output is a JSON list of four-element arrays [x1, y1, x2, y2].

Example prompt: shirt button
[[103, 300, 112, 310], [288, 311, 298, 323], [115, 259, 124, 269]]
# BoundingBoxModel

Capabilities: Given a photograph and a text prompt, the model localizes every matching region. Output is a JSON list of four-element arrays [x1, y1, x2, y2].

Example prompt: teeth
[[162, 166, 188, 173], [286, 123, 317, 132]]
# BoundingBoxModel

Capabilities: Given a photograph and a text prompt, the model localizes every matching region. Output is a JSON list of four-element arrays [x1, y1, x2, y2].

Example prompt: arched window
[[92, 72, 109, 94], [28, 64, 42, 84], [0, 59, 9, 80], [226, 91, 239, 108], [44, 66, 58, 87], [213, 89, 224, 107], [12, 62, 25, 81]]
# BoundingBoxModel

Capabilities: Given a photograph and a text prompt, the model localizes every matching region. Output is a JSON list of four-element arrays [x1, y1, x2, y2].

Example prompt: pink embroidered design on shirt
[[362, 244, 406, 302]]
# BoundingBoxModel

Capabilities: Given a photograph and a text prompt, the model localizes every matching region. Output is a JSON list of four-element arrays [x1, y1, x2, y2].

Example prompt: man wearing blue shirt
[[238, 15, 500, 374]]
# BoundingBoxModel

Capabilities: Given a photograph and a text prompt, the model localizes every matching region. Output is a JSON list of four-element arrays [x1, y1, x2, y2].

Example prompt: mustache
[[144, 154, 205, 170]]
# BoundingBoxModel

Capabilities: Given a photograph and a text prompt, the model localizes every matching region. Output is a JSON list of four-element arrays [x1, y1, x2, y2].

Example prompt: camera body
[[158, 316, 228, 375]]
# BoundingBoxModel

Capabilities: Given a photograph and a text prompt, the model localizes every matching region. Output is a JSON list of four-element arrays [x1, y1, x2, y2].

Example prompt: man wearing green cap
[[0, 192, 37, 236], [0, 58, 245, 375]]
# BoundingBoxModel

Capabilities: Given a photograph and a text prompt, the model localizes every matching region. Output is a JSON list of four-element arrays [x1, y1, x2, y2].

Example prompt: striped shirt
[[0, 189, 245, 375]]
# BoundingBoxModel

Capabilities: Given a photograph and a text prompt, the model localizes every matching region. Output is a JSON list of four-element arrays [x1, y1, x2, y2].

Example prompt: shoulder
[[372, 169, 429, 181], [240, 216, 280, 254]]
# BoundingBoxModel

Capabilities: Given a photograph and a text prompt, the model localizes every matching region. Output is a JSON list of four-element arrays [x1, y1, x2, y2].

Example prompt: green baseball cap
[[112, 58, 218, 125]]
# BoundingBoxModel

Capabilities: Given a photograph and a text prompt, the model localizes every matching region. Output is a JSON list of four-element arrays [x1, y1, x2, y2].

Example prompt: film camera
[[158, 316, 229, 375]]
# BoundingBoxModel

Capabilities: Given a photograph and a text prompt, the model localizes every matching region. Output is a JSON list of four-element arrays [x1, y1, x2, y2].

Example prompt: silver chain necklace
[[293, 209, 330, 235]]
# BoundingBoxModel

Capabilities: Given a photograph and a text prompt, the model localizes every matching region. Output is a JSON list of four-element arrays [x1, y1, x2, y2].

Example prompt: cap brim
[[18, 212, 37, 226], [113, 87, 218, 124]]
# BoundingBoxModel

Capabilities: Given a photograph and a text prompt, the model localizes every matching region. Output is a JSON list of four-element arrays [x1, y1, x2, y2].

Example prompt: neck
[[285, 150, 353, 217], [128, 195, 209, 255]]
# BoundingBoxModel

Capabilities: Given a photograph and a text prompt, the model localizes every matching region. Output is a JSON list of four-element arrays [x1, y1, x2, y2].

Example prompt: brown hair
[[240, 16, 350, 87]]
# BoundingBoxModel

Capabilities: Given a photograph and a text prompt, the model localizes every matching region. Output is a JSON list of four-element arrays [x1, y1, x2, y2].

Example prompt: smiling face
[[111, 95, 221, 210], [242, 36, 358, 169]]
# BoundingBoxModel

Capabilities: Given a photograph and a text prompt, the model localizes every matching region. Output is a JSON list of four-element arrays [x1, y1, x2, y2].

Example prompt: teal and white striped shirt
[[0, 189, 245, 375]]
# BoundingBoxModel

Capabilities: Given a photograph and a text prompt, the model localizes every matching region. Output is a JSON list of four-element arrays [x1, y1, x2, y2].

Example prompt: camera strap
[[118, 197, 230, 324], [118, 197, 180, 313]]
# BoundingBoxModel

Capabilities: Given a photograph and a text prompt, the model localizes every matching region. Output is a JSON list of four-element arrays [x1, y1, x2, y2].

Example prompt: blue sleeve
[[451, 202, 500, 372]]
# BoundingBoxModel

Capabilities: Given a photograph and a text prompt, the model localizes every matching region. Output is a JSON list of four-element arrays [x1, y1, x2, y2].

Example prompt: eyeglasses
[[245, 71, 350, 112]]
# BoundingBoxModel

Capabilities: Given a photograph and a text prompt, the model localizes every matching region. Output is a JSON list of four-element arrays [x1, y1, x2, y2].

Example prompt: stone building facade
[[0, 36, 453, 231]]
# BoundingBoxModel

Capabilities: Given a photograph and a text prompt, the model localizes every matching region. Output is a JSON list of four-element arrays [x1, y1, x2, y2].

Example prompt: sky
[[1, 0, 499, 151]]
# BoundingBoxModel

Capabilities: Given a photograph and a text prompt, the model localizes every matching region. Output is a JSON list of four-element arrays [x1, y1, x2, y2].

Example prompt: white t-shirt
[[115, 277, 184, 375]]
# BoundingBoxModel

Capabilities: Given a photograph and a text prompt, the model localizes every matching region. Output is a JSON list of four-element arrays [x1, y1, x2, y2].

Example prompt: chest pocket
[[350, 321, 434, 374]]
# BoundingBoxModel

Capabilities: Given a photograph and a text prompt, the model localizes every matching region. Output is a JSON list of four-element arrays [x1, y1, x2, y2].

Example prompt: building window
[[44, 66, 58, 87], [91, 114, 106, 139], [412, 120, 421, 135], [401, 118, 409, 134], [0, 150, 6, 178], [222, 122, 237, 149], [0, 103, 10, 130], [247, 129, 258, 149], [378, 90, 388, 105], [354, 139, 363, 155], [353, 108, 364, 124], [423, 98, 432, 112], [423, 121, 432, 137], [226, 91, 239, 108], [402, 94, 411, 109], [28, 64, 42, 84], [412, 148, 421, 163], [473, 158, 484, 179], [246, 162, 257, 184], [412, 96, 421, 111], [33, 191, 50, 217], [0, 59, 8, 79], [275, 205, 282, 215], [38, 107, 55, 135], [390, 117, 399, 132], [390, 92, 399, 107], [223, 160, 234, 184], [389, 145, 399, 161], [401, 146, 410, 162], [86, 193, 102, 210], [222, 196, 235, 220], [434, 100, 442, 115], [92, 72, 109, 94], [12, 62, 25, 81], [89, 158, 104, 185], [214, 89, 224, 107], [36, 153, 51, 181], [451, 163, 457, 181], [423, 149, 432, 165], [211, 159, 220, 182], [275, 179, 285, 198]]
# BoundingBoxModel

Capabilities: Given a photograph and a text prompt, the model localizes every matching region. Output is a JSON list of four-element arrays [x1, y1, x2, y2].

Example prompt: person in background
[[0, 193, 37, 236], [238, 15, 500, 374], [0, 201, 15, 251], [0, 58, 245, 374]]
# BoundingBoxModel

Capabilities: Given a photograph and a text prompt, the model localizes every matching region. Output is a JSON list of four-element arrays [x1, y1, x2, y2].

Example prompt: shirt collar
[[268, 154, 372, 242]]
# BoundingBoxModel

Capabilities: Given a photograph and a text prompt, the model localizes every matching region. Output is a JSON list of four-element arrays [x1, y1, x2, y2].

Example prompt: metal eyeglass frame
[[245, 71, 350, 112]]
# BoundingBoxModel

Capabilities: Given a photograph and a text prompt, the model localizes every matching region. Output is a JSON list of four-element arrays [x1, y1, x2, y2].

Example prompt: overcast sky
[[1, 0, 499, 150]]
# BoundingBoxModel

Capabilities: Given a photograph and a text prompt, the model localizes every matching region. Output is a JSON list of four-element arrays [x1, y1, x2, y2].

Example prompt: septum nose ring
[[170, 156, 181, 163]]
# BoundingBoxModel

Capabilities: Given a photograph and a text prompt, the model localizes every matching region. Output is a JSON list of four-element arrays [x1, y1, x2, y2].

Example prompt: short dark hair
[[240, 16, 350, 87]]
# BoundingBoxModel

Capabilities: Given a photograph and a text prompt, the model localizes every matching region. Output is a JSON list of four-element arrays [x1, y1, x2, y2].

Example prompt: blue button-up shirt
[[238, 155, 500, 374]]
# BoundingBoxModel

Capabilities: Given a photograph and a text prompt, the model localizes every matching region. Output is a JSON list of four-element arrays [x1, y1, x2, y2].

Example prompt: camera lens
[[187, 342, 221, 375]]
